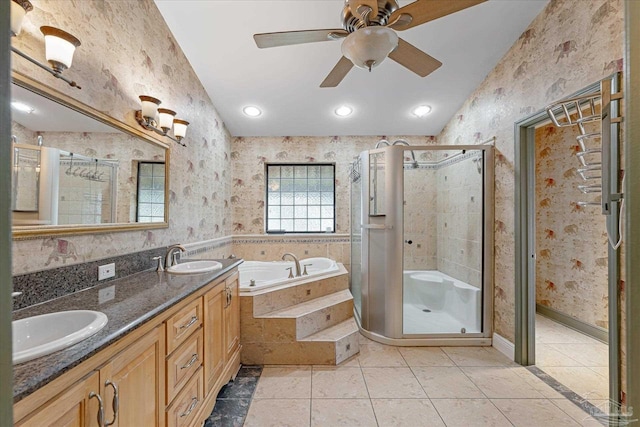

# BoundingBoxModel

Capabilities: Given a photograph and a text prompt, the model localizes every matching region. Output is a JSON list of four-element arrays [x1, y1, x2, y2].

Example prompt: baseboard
[[536, 304, 608, 343], [492, 333, 515, 361]]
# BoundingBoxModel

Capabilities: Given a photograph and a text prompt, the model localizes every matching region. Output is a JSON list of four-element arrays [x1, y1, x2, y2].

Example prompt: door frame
[[514, 79, 621, 405]]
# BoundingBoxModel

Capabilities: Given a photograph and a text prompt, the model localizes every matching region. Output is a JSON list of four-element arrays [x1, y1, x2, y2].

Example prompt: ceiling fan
[[254, 0, 486, 87]]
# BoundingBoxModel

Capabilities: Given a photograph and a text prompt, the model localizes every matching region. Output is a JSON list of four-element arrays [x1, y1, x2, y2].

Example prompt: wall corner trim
[[492, 333, 515, 361]]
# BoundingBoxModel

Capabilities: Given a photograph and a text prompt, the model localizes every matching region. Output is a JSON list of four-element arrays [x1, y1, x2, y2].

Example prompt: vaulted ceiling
[[155, 0, 549, 137]]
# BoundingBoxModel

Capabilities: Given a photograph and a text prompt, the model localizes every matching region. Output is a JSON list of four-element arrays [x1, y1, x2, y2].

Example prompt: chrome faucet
[[282, 252, 301, 277], [165, 244, 186, 268]]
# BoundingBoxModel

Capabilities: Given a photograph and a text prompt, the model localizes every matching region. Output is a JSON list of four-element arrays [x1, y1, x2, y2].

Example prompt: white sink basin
[[167, 260, 223, 275], [13, 310, 108, 364]]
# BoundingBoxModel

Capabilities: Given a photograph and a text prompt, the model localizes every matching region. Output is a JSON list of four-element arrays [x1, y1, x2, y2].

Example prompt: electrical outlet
[[98, 263, 116, 280], [98, 286, 115, 304]]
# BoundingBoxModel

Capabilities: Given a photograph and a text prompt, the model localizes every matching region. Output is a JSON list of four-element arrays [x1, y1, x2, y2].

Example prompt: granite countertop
[[12, 258, 243, 403]]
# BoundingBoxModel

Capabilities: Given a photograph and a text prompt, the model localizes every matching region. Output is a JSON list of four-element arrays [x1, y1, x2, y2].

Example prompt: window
[[136, 161, 165, 223], [266, 164, 335, 233]]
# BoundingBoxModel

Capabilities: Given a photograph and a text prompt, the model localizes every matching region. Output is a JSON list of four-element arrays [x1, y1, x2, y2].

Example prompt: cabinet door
[[17, 371, 101, 427], [204, 283, 225, 395], [224, 272, 240, 363], [100, 325, 165, 427]]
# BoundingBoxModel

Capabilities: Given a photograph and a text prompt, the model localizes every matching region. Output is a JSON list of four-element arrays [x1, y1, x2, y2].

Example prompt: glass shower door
[[350, 158, 362, 317], [402, 148, 485, 336]]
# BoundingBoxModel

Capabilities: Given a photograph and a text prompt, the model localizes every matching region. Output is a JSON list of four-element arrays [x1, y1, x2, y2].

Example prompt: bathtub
[[239, 257, 340, 293], [403, 270, 482, 335]]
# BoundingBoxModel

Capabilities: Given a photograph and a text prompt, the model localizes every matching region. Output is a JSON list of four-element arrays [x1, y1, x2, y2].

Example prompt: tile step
[[258, 289, 353, 319], [301, 317, 359, 342]]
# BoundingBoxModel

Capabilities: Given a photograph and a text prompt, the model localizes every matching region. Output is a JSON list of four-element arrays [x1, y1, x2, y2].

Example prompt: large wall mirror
[[11, 73, 170, 239]]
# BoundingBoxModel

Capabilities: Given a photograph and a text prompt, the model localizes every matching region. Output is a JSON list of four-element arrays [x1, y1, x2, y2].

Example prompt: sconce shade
[[40, 26, 81, 72], [341, 26, 398, 71], [10, 0, 33, 37], [139, 95, 161, 120], [157, 108, 176, 131], [173, 119, 189, 140]]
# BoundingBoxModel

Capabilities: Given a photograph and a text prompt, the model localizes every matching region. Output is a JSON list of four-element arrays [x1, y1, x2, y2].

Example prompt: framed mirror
[[11, 72, 170, 239]]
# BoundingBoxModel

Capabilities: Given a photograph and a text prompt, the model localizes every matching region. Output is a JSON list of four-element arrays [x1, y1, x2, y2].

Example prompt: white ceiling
[[155, 0, 548, 137]]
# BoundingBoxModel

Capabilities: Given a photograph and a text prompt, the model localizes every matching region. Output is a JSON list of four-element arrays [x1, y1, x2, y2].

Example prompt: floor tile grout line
[[526, 365, 610, 427]]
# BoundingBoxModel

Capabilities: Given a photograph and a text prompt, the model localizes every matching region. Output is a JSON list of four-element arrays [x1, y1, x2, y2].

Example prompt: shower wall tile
[[534, 122, 608, 329], [435, 0, 624, 342], [436, 155, 483, 287]]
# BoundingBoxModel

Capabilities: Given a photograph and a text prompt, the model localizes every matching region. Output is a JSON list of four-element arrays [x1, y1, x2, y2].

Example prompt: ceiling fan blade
[[320, 56, 354, 88], [388, 0, 486, 31], [254, 29, 348, 49], [347, 0, 379, 23], [388, 38, 442, 77]]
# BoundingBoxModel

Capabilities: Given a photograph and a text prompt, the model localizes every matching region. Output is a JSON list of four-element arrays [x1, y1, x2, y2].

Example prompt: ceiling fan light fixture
[[412, 105, 432, 118], [243, 106, 262, 117], [335, 105, 353, 117], [341, 26, 398, 71]]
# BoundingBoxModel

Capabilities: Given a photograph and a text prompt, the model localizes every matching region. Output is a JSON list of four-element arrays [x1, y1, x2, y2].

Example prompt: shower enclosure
[[350, 144, 494, 345]]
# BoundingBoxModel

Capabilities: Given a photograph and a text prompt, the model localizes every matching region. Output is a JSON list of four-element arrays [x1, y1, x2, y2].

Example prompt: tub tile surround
[[240, 334, 605, 427], [240, 268, 360, 365]]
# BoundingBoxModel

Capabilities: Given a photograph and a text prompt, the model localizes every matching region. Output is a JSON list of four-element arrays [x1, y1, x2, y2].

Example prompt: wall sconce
[[135, 95, 189, 146], [10, 0, 82, 89]]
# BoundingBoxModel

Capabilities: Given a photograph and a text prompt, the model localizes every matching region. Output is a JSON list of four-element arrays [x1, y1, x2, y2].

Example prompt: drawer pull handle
[[179, 316, 198, 330], [181, 353, 199, 370], [104, 380, 119, 426], [180, 397, 198, 418], [89, 391, 105, 427]]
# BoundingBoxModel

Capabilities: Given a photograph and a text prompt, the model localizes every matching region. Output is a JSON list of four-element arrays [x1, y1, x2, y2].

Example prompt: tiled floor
[[535, 314, 609, 407], [238, 334, 605, 426]]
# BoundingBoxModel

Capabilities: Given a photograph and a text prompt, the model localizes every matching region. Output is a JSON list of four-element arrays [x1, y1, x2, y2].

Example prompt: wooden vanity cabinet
[[14, 267, 241, 427], [99, 325, 164, 427], [204, 282, 225, 394], [223, 272, 240, 363], [15, 324, 164, 427], [16, 371, 101, 427]]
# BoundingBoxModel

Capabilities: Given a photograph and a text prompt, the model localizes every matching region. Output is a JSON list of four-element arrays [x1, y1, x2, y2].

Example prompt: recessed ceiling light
[[243, 106, 262, 117], [11, 101, 34, 114], [412, 105, 432, 118], [335, 105, 353, 117]]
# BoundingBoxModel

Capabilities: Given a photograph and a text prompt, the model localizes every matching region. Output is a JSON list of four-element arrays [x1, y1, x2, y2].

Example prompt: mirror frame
[[11, 71, 171, 240]]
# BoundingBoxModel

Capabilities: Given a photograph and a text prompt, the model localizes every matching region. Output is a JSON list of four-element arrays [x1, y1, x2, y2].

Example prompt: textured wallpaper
[[231, 135, 436, 234], [436, 0, 624, 342], [11, 0, 232, 274], [535, 122, 608, 329]]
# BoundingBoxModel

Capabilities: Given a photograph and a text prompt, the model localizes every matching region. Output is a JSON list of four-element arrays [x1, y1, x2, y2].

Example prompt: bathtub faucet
[[282, 252, 301, 277]]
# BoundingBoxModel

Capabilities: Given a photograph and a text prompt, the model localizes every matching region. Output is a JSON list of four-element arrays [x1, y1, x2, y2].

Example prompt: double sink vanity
[[12, 257, 242, 427]]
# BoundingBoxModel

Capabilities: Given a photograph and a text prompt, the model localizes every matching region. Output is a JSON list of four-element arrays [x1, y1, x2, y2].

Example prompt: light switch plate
[[98, 263, 116, 280]]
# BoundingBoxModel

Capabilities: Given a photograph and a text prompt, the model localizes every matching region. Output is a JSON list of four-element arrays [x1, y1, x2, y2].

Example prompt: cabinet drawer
[[166, 367, 204, 427], [167, 299, 203, 354], [166, 327, 203, 405]]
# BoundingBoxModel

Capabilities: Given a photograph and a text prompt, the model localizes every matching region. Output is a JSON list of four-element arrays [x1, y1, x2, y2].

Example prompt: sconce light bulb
[[10, 0, 33, 37], [139, 95, 161, 120], [40, 26, 81, 73], [158, 108, 177, 134], [173, 119, 189, 141]]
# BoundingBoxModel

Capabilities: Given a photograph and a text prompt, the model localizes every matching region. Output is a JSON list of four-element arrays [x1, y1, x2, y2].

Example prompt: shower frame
[[353, 144, 495, 346]]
